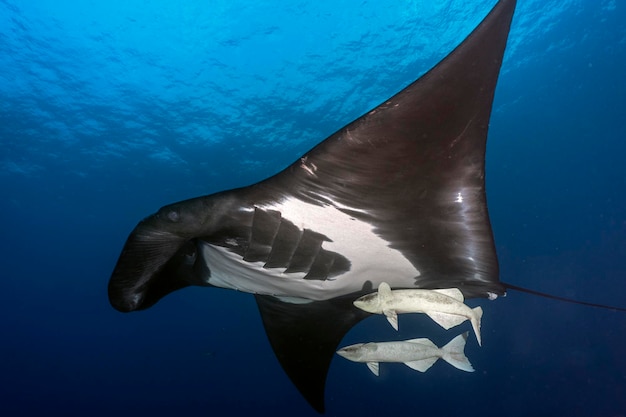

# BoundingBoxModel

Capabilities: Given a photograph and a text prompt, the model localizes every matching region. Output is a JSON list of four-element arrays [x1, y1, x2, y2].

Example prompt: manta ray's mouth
[[108, 230, 210, 312]]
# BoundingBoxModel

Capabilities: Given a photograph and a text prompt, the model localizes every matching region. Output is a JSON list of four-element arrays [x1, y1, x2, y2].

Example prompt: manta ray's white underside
[[202, 196, 421, 301]]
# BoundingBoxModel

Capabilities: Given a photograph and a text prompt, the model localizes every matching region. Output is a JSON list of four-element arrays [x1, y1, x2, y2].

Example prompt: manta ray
[[109, 0, 514, 412]]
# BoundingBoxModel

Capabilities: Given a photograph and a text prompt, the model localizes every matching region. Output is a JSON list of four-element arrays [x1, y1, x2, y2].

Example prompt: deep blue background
[[2, 0, 626, 416]]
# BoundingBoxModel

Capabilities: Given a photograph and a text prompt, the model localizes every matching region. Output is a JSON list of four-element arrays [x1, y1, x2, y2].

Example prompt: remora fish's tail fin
[[255, 294, 370, 413], [472, 306, 483, 346], [440, 332, 474, 372]]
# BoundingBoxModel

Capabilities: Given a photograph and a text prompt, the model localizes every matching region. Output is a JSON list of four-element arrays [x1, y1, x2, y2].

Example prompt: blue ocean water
[[2, 0, 626, 415]]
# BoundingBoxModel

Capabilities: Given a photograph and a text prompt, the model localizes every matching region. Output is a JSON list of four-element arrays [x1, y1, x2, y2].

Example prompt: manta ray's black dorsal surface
[[109, 0, 516, 413]]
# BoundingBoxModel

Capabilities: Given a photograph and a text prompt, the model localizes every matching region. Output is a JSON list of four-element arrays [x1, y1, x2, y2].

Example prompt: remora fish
[[336, 332, 474, 376], [354, 282, 483, 346]]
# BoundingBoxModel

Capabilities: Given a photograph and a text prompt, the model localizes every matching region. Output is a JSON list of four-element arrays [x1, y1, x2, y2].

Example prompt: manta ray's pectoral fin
[[255, 294, 370, 413]]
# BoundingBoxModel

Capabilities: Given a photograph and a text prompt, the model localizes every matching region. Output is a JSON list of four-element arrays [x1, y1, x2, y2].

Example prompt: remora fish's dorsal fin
[[405, 337, 438, 348], [378, 282, 393, 300], [255, 294, 370, 413], [432, 288, 465, 302]]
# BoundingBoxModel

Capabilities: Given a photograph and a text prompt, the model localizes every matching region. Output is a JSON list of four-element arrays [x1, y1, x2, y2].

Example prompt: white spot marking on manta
[[455, 192, 463, 203], [300, 156, 318, 177], [487, 292, 498, 300]]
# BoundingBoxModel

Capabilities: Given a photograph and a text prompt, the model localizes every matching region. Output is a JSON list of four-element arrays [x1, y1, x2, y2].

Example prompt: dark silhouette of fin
[[255, 295, 370, 413]]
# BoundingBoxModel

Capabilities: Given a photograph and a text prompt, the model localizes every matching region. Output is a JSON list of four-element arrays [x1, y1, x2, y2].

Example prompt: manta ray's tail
[[440, 332, 474, 372], [503, 282, 626, 313]]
